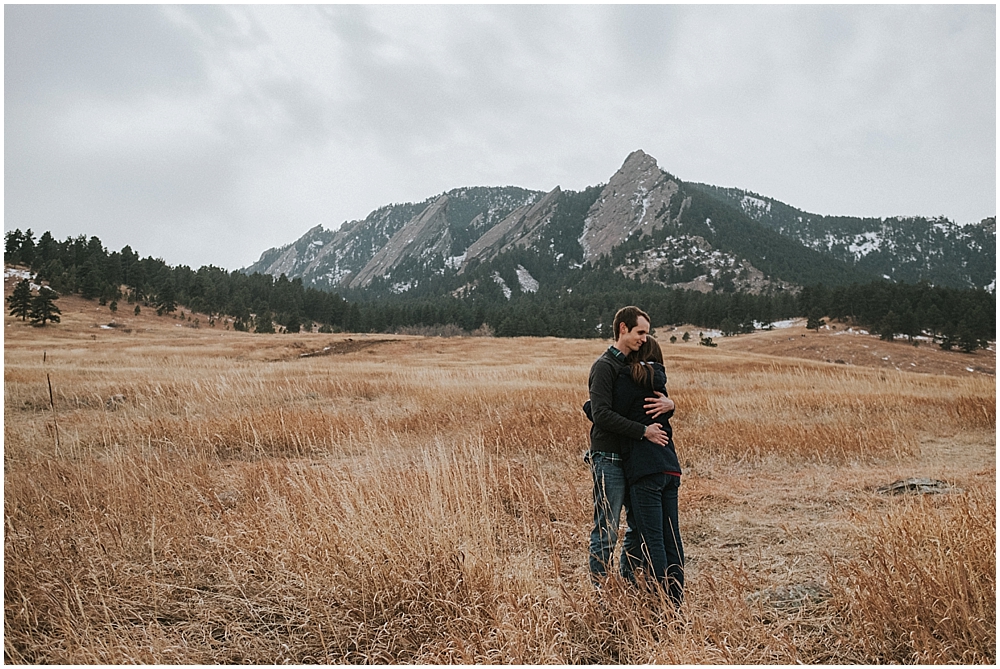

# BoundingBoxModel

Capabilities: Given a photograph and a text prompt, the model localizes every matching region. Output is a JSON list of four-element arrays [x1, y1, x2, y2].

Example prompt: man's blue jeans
[[628, 472, 684, 605], [587, 451, 641, 583]]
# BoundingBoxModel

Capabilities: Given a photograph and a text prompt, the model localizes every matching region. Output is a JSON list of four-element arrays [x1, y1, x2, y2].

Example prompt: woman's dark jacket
[[613, 361, 681, 484]]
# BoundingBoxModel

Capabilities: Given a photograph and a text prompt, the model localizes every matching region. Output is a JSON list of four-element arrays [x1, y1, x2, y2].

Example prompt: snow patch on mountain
[[741, 195, 772, 217], [322, 267, 352, 285], [391, 281, 413, 294], [516, 265, 539, 293], [848, 231, 884, 258], [492, 272, 512, 299]]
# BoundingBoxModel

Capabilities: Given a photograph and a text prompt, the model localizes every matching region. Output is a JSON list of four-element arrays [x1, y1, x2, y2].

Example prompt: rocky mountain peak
[[578, 149, 683, 261], [620, 148, 658, 172]]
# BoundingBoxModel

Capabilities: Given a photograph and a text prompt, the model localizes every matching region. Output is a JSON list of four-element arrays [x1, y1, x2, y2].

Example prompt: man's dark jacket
[[587, 347, 646, 454]]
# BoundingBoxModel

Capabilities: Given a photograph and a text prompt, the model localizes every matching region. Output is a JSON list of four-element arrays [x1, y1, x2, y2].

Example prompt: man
[[587, 305, 674, 584]]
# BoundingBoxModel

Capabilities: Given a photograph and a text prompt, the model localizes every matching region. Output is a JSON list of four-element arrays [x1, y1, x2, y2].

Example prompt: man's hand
[[643, 423, 669, 446], [645, 391, 675, 419]]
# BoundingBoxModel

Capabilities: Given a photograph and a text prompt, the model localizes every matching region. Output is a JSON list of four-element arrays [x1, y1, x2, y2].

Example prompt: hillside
[[688, 182, 995, 290]]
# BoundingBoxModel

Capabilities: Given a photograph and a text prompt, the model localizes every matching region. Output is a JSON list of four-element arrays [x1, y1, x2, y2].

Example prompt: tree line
[[4, 228, 994, 350], [798, 281, 994, 352], [4, 229, 348, 332]]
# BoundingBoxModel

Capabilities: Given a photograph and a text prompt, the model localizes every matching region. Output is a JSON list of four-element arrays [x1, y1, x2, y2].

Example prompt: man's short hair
[[613, 306, 650, 338]]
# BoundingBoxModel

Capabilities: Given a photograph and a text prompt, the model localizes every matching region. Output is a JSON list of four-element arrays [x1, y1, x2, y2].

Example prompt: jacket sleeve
[[653, 365, 674, 424], [589, 359, 646, 440]]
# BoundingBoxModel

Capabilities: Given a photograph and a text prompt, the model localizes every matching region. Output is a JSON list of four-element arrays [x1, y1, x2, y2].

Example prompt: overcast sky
[[5, 4, 996, 270]]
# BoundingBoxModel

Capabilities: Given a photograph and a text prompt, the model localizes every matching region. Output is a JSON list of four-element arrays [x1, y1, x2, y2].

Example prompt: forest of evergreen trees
[[4, 228, 995, 351]]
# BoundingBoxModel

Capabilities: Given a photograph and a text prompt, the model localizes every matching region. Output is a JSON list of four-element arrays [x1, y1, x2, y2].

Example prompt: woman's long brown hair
[[629, 336, 664, 389]]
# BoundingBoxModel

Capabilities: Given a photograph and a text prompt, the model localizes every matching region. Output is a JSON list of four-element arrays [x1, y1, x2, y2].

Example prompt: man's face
[[617, 316, 650, 354]]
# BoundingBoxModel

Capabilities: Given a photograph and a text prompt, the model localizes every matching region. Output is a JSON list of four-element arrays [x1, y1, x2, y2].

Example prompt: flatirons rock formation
[[579, 149, 685, 261], [350, 195, 451, 289], [244, 150, 995, 298], [461, 187, 562, 271]]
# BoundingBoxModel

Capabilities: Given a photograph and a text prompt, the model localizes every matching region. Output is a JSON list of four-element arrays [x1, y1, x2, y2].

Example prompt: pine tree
[[156, 280, 177, 316], [957, 321, 979, 353], [939, 322, 956, 351], [806, 308, 825, 331], [4, 229, 24, 260], [255, 312, 275, 334], [879, 310, 899, 341], [29, 287, 61, 326], [6, 279, 33, 320]]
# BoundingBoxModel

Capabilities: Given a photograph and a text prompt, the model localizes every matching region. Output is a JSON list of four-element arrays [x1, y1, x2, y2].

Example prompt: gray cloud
[[5, 5, 994, 270]]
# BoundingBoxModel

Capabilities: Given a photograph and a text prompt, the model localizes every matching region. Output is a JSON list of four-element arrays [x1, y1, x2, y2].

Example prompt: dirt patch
[[297, 338, 393, 358]]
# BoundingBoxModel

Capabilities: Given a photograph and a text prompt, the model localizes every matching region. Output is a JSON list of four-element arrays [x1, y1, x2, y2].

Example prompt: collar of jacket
[[607, 346, 627, 362]]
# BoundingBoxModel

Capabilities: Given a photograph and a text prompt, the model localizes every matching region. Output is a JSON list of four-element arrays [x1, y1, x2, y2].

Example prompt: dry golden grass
[[4, 304, 995, 664]]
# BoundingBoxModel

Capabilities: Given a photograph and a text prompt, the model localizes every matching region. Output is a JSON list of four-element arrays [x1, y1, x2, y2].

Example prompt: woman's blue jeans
[[628, 472, 684, 605]]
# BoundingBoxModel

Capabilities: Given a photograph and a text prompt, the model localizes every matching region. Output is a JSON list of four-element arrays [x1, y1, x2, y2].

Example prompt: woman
[[613, 336, 684, 606]]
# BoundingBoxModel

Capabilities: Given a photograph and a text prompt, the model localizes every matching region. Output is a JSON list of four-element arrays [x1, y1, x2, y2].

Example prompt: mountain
[[245, 187, 542, 292], [245, 151, 994, 300], [688, 183, 995, 291]]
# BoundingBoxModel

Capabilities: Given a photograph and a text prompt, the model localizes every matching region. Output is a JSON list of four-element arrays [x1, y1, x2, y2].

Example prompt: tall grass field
[[4, 308, 995, 663]]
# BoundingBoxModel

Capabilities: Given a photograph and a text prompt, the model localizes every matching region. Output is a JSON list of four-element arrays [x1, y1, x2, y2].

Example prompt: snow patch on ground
[[769, 319, 798, 329], [445, 254, 466, 270], [5, 268, 33, 280], [6, 267, 43, 291]]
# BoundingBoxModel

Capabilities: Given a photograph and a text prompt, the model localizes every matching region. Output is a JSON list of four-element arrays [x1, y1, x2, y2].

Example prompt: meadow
[[3, 300, 995, 663]]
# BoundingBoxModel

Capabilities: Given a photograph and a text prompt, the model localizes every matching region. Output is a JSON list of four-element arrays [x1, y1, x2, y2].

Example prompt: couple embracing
[[585, 305, 684, 606]]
